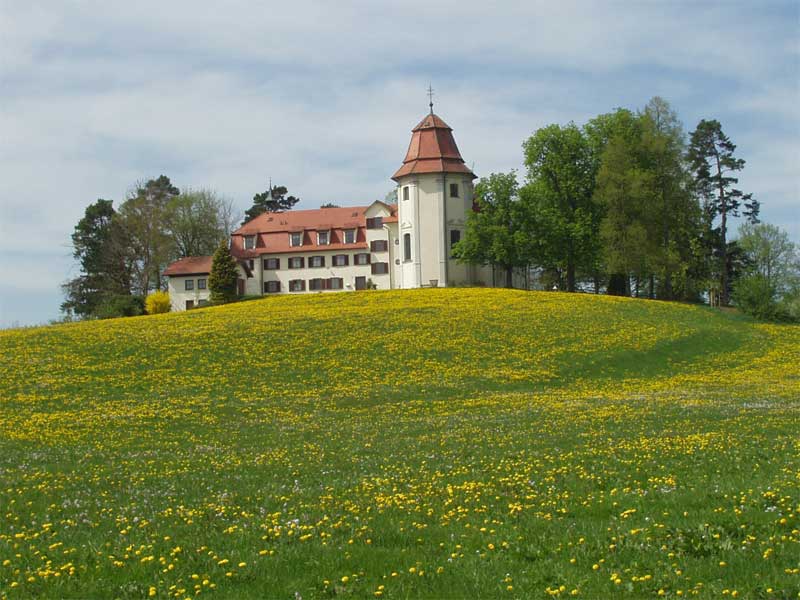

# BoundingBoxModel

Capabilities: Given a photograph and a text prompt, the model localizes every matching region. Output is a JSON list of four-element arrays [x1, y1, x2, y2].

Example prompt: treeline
[[63, 178, 302, 319], [456, 97, 799, 320], [62, 176, 238, 319]]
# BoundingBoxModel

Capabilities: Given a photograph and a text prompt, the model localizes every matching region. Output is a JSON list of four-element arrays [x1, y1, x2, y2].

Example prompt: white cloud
[[1, 0, 798, 325]]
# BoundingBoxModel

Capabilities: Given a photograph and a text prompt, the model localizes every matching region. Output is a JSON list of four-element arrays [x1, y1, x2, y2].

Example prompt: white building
[[164, 108, 494, 311]]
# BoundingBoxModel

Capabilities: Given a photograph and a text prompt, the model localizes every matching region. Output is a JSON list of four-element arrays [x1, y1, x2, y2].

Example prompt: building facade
[[164, 109, 493, 311]]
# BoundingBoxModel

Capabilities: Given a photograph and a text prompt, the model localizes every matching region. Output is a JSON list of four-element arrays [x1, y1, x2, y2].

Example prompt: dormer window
[[317, 230, 329, 245], [244, 235, 256, 250], [344, 229, 356, 244], [290, 232, 302, 247]]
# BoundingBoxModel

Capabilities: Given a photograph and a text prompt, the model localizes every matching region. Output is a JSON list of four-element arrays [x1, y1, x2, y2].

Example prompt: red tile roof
[[234, 206, 370, 235], [163, 256, 213, 276], [230, 204, 396, 257], [392, 112, 476, 181]]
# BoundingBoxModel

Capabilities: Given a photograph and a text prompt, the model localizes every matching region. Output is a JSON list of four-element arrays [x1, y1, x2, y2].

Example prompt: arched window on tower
[[403, 233, 412, 262]]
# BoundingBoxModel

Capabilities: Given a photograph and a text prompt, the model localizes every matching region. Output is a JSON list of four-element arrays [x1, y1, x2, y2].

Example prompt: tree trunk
[[649, 274, 655, 299], [566, 262, 575, 292], [716, 153, 729, 305], [505, 266, 514, 289]]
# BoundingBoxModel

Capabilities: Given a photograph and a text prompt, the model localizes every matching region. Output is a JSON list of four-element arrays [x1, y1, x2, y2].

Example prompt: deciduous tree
[[522, 123, 598, 292], [119, 175, 180, 295], [454, 172, 528, 288]]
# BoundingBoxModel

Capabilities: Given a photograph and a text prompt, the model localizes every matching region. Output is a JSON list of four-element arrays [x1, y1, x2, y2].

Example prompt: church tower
[[391, 103, 478, 288]]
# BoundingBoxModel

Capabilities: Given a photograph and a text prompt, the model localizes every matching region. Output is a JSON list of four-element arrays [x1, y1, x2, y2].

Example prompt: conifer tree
[[243, 184, 300, 224], [687, 120, 759, 304], [208, 240, 239, 304]]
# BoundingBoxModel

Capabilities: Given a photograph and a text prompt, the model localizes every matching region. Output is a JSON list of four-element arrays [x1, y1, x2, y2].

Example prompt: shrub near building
[[145, 291, 171, 314]]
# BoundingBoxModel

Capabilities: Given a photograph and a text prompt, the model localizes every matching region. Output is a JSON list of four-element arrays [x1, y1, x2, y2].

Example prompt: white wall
[[167, 275, 211, 311]]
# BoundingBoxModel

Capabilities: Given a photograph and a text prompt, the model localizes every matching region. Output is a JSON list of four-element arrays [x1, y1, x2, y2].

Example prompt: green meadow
[[1, 288, 798, 598]]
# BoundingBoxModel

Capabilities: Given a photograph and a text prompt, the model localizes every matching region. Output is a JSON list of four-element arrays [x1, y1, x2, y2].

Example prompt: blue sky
[[1, 1, 798, 327]]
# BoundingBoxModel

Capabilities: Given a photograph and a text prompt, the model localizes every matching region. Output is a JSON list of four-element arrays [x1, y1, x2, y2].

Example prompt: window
[[244, 235, 256, 250], [309, 255, 325, 268], [289, 279, 305, 292], [264, 280, 281, 293], [317, 230, 329, 245], [366, 216, 383, 229], [450, 229, 461, 252], [370, 239, 388, 252], [371, 262, 389, 275], [185, 279, 194, 291], [290, 232, 302, 247], [288, 256, 304, 269], [197, 278, 207, 290], [402, 186, 410, 201], [332, 254, 349, 267], [354, 253, 370, 265], [263, 258, 280, 270], [403, 233, 412, 262], [328, 277, 343, 290], [309, 278, 325, 291], [344, 229, 356, 244], [450, 183, 459, 198]]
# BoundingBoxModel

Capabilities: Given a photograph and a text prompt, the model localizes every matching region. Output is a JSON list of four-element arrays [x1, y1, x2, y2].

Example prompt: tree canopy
[[243, 184, 300, 223]]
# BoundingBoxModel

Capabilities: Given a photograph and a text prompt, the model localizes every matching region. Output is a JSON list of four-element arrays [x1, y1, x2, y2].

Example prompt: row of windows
[[244, 229, 357, 250], [401, 183, 461, 200], [184, 278, 207, 291], [262, 253, 374, 270], [263, 264, 389, 292], [265, 278, 346, 293]]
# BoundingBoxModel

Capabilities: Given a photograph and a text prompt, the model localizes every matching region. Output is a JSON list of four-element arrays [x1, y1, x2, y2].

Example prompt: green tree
[[165, 189, 237, 257], [593, 135, 653, 295], [736, 222, 799, 296], [453, 172, 527, 288], [243, 184, 300, 224], [61, 199, 133, 317], [208, 240, 239, 304], [320, 202, 340, 209], [522, 123, 598, 292], [733, 222, 799, 320], [687, 120, 759, 304], [639, 98, 701, 300], [119, 175, 180, 295]]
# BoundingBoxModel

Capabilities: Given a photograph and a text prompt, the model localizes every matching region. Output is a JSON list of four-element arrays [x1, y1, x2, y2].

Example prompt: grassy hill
[[1, 288, 798, 598]]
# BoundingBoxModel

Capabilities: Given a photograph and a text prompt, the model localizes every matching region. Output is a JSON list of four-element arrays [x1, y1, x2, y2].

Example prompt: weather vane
[[427, 84, 434, 114]]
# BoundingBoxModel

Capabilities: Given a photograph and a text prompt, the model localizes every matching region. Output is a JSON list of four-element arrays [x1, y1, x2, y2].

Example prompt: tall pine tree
[[243, 184, 300, 224], [61, 199, 133, 317], [687, 120, 759, 304]]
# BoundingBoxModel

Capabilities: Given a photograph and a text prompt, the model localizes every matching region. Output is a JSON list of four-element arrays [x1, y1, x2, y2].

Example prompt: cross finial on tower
[[427, 84, 434, 114]]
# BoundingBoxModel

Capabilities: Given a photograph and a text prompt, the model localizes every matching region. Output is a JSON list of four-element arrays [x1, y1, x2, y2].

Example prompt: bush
[[94, 295, 144, 319], [145, 291, 171, 314], [732, 274, 777, 320]]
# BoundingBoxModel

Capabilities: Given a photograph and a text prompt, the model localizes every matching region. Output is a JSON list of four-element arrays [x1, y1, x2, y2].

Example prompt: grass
[[0, 288, 798, 599]]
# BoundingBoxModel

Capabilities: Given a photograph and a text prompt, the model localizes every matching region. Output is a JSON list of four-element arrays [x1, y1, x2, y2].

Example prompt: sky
[[1, 0, 798, 327]]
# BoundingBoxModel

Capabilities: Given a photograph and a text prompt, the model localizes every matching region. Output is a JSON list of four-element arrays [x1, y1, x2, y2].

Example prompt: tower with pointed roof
[[391, 105, 480, 288]]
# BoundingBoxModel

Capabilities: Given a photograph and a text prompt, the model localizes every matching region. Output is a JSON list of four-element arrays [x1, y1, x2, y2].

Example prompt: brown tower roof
[[391, 112, 476, 181]]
